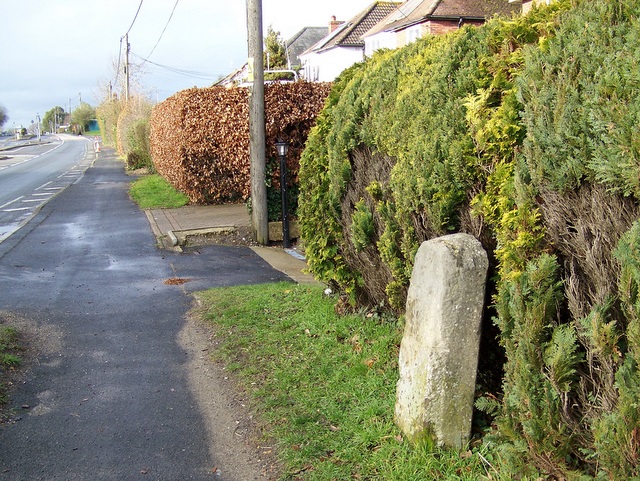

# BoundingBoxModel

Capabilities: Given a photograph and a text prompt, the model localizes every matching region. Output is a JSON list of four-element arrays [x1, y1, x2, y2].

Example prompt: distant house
[[364, 0, 519, 56], [300, 2, 401, 82], [214, 64, 249, 88], [286, 27, 329, 69], [509, 0, 552, 14], [214, 27, 330, 87]]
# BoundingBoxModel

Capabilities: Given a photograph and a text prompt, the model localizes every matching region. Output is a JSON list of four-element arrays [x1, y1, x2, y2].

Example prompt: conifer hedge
[[298, 0, 640, 477]]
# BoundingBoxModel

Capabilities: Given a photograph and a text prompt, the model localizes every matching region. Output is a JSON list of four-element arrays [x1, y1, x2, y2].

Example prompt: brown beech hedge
[[149, 82, 331, 204]]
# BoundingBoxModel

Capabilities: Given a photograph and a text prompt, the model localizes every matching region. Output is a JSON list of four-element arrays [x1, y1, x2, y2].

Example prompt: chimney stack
[[329, 15, 343, 33]]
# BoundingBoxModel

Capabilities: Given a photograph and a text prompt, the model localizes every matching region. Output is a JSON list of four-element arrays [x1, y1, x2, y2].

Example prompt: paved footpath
[[0, 151, 290, 480]]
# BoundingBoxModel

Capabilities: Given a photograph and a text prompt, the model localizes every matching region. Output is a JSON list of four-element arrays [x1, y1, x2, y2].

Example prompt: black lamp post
[[275, 139, 290, 248]]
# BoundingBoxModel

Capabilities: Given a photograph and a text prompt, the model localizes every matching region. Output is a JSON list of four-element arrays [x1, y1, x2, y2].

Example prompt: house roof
[[431, 0, 518, 18], [310, 2, 401, 53], [286, 27, 329, 65], [365, 0, 518, 36], [213, 64, 247, 86]]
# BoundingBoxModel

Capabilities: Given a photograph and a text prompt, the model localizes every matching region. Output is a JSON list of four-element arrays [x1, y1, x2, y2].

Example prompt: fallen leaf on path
[[164, 277, 190, 285]]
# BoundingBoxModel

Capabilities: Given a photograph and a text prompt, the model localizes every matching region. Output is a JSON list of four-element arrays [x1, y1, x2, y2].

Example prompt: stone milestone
[[395, 233, 489, 449]]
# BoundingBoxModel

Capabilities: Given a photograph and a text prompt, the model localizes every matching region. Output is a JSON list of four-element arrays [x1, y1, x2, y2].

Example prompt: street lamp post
[[275, 139, 290, 248]]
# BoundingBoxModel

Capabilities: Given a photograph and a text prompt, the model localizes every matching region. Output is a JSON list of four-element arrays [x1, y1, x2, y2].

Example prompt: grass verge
[[0, 325, 22, 406], [197, 282, 493, 480], [129, 174, 189, 209]]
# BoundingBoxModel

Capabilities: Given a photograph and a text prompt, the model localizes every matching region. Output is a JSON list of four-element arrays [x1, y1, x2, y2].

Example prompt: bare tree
[[0, 104, 8, 130]]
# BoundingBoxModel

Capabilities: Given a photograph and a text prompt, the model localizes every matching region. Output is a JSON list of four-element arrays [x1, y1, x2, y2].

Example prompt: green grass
[[129, 174, 189, 209], [0, 325, 21, 405], [197, 282, 493, 480]]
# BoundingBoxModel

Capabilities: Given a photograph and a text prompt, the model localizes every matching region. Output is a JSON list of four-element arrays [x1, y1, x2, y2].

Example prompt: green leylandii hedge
[[298, 0, 640, 478]]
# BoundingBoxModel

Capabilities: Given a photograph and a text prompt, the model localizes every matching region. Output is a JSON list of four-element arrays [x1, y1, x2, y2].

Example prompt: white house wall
[[364, 31, 397, 57], [301, 47, 364, 82]]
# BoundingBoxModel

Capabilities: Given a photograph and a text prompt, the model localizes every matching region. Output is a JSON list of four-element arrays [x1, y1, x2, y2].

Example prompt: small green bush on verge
[[198, 283, 492, 480]]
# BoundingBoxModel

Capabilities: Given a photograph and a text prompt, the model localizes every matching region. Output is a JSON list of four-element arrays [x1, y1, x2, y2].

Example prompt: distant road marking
[[0, 197, 24, 209], [4, 207, 31, 212]]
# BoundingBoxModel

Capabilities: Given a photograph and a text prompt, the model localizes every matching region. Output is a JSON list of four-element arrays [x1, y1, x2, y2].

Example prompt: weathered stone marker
[[395, 233, 488, 449]]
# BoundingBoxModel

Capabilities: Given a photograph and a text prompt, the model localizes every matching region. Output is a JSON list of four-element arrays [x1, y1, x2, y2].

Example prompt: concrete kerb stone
[[171, 226, 239, 246], [167, 230, 179, 247]]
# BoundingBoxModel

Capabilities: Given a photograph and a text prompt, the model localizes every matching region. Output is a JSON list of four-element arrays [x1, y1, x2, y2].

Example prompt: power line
[[130, 52, 225, 80], [112, 1, 143, 98], [124, 0, 144, 37], [142, 0, 180, 64], [114, 37, 123, 88]]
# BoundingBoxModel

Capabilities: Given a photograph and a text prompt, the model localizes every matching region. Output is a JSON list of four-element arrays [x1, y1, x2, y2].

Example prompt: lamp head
[[275, 139, 289, 157]]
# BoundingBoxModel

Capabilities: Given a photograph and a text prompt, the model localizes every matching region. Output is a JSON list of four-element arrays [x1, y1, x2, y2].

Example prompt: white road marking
[[0, 196, 24, 209]]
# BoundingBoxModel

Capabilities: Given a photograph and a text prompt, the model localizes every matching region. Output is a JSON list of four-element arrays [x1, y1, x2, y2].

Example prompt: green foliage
[[42, 106, 66, 133], [125, 118, 153, 171], [301, 27, 493, 309], [489, 0, 640, 477], [350, 200, 375, 252], [491, 254, 586, 476], [0, 103, 7, 129], [596, 221, 640, 478], [96, 98, 122, 147], [70, 102, 96, 133], [299, 0, 640, 477], [299, 64, 364, 297], [520, 0, 640, 195], [264, 26, 287, 71]]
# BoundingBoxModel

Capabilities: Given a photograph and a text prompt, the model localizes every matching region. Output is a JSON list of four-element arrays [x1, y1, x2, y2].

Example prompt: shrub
[[96, 98, 123, 148], [125, 118, 153, 171], [116, 97, 153, 161], [149, 82, 331, 206], [299, 0, 640, 477]]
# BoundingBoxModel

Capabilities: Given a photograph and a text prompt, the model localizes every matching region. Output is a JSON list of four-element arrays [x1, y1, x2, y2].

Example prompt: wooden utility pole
[[124, 33, 131, 102], [246, 0, 268, 244]]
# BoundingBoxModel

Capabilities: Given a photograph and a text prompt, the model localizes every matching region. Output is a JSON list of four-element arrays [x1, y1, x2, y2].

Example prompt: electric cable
[[142, 0, 180, 63], [124, 0, 144, 37], [113, 0, 144, 97], [130, 52, 225, 80]]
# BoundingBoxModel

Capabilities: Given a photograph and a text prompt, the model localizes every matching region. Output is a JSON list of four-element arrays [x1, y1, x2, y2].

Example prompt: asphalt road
[[0, 149, 290, 480], [0, 135, 93, 242]]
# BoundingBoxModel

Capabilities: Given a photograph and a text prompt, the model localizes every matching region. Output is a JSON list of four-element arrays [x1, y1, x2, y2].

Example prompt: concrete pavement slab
[[145, 205, 321, 285]]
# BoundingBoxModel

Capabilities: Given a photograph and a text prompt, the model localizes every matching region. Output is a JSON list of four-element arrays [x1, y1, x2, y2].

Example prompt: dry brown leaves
[[149, 82, 332, 204]]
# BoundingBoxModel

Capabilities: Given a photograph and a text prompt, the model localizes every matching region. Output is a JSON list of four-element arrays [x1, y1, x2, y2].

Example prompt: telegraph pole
[[124, 33, 131, 102], [247, 0, 268, 244]]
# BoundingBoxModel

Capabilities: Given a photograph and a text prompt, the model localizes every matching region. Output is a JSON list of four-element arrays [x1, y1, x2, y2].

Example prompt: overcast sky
[[0, 0, 374, 129]]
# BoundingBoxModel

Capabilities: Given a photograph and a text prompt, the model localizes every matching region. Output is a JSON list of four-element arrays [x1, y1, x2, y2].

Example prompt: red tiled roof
[[365, 0, 518, 36], [432, 0, 518, 17], [317, 2, 401, 51]]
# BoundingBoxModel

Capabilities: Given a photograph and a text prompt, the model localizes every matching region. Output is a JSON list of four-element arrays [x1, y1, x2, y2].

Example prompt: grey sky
[[0, 0, 373, 128]]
